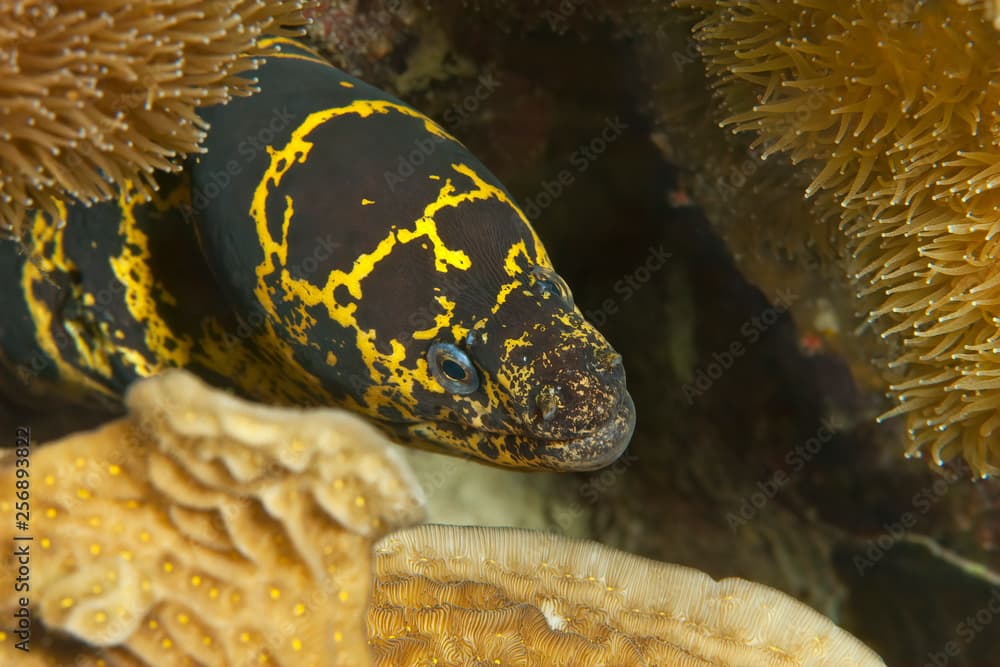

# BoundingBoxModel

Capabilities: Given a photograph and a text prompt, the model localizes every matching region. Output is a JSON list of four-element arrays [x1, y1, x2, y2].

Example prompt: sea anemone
[[0, 0, 307, 236], [677, 0, 1000, 476]]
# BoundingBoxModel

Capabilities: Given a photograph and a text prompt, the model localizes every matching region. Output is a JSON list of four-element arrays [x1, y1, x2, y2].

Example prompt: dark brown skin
[[0, 38, 636, 471]]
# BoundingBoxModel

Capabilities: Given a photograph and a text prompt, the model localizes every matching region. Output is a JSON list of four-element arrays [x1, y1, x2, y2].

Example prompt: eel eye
[[428, 342, 479, 395], [530, 266, 573, 306]]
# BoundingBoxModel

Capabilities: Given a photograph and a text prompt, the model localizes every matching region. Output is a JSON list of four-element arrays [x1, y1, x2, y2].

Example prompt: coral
[[966, 0, 1000, 28], [0, 372, 887, 667], [0, 0, 307, 236], [0, 369, 425, 666], [677, 0, 1000, 476], [369, 524, 886, 666]]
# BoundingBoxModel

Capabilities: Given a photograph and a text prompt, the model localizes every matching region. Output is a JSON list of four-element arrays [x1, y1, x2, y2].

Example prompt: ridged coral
[[678, 0, 1000, 476], [0, 370, 886, 665], [0, 370, 425, 666], [0, 0, 307, 236], [370, 524, 885, 666]]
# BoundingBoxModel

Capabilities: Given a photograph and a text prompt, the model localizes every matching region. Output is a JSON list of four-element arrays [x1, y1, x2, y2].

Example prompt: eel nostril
[[536, 385, 561, 422], [590, 350, 622, 375]]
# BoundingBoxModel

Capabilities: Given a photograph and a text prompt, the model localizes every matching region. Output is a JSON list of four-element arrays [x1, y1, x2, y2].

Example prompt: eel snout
[[525, 341, 635, 471]]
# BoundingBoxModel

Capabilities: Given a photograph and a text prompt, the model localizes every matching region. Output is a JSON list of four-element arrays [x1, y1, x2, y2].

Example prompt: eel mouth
[[524, 390, 636, 471], [386, 389, 637, 471]]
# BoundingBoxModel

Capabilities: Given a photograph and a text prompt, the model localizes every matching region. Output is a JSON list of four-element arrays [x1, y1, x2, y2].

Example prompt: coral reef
[[675, 0, 1000, 476], [0, 0, 307, 235], [370, 524, 886, 666], [0, 370, 425, 666], [0, 371, 887, 666], [4, 2, 1000, 665]]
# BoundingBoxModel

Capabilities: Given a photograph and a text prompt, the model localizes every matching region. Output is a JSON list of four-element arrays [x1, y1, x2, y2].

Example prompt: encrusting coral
[[370, 524, 886, 667], [0, 370, 885, 665], [0, 0, 307, 236], [0, 369, 425, 666], [677, 0, 1000, 476]]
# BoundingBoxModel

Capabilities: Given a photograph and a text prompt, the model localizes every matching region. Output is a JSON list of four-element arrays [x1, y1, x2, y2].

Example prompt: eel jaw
[[535, 390, 636, 471], [383, 389, 636, 471]]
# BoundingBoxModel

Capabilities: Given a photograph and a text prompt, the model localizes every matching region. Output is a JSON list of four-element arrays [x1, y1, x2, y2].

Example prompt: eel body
[[0, 39, 635, 471]]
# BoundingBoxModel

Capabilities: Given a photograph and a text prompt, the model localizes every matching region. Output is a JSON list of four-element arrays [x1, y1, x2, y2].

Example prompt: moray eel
[[0, 38, 635, 470]]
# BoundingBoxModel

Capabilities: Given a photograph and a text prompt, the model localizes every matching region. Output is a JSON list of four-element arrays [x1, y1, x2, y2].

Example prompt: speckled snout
[[523, 331, 635, 469], [531, 350, 626, 436]]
